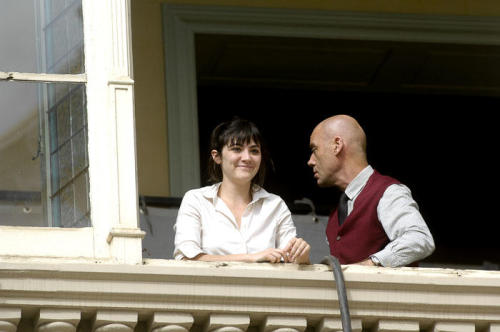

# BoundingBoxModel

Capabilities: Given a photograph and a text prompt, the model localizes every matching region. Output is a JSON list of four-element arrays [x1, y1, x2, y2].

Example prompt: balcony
[[1, 258, 499, 332]]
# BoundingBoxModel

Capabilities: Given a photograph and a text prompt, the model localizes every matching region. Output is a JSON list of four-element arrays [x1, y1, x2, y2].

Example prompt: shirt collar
[[201, 183, 221, 204], [250, 185, 271, 204], [201, 182, 271, 205], [345, 165, 373, 200]]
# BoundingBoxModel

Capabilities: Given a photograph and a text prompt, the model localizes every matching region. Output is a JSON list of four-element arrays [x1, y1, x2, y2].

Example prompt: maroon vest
[[326, 170, 400, 264]]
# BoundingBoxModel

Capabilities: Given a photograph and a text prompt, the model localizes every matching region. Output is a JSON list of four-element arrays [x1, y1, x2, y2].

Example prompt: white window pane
[[0, 0, 84, 74], [0, 81, 90, 228]]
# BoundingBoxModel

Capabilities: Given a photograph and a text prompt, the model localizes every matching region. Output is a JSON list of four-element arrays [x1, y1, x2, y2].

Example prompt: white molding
[[205, 314, 250, 332], [84, 0, 140, 262], [161, 4, 500, 196], [0, 0, 139, 262], [376, 320, 420, 332], [167, 5, 500, 44], [35, 308, 81, 332], [0, 72, 87, 83], [148, 312, 194, 332], [163, 6, 200, 197], [84, 0, 117, 260], [433, 322, 475, 332], [317, 318, 362, 332], [0, 307, 21, 332], [262, 316, 307, 332], [107, 227, 146, 243], [110, 0, 133, 77], [1, 261, 500, 325], [93, 311, 138, 331], [0, 226, 94, 257]]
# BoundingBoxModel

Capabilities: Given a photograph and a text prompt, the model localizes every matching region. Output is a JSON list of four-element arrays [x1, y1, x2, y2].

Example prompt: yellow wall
[[0, 113, 40, 191], [131, 0, 170, 197], [131, 0, 500, 196]]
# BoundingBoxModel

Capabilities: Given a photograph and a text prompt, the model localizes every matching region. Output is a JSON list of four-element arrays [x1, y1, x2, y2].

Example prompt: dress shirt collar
[[201, 182, 271, 206], [345, 165, 374, 200]]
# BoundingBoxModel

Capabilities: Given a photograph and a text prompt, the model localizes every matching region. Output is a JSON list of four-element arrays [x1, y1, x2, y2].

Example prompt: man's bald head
[[308, 115, 368, 189], [319, 115, 367, 160]]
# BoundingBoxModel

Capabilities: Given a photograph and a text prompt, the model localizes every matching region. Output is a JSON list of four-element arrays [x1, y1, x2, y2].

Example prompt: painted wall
[[0, 113, 40, 192], [130, 0, 500, 197], [131, 0, 170, 197]]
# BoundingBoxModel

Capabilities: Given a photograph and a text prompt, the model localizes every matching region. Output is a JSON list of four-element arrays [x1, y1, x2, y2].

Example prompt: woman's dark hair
[[207, 117, 269, 187]]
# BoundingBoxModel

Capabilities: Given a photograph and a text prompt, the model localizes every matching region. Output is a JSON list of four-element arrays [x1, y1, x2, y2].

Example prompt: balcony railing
[[0, 258, 499, 332]]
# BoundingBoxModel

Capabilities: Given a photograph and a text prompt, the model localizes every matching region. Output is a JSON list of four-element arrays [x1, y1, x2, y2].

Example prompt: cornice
[[1, 260, 499, 324]]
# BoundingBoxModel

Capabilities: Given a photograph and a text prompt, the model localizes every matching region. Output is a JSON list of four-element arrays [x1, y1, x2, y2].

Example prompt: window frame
[[0, 0, 143, 263]]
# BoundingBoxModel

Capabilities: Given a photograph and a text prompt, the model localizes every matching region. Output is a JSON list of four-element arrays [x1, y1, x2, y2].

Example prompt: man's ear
[[332, 136, 344, 154], [211, 150, 221, 164]]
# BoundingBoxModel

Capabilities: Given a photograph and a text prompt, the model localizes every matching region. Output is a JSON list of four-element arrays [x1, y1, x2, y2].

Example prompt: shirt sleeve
[[173, 191, 206, 260], [275, 198, 297, 249], [372, 184, 435, 267]]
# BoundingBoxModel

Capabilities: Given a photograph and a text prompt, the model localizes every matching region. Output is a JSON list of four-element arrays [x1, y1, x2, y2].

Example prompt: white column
[[375, 320, 419, 332], [0, 308, 21, 332], [148, 312, 194, 332], [488, 324, 500, 332], [316, 318, 362, 332], [261, 316, 307, 332], [83, 0, 143, 263], [35, 308, 81, 332], [93, 310, 138, 332], [433, 322, 475, 332], [204, 314, 250, 332]]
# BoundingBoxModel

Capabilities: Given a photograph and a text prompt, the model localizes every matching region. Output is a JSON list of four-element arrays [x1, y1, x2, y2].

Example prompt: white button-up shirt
[[173, 183, 297, 260]]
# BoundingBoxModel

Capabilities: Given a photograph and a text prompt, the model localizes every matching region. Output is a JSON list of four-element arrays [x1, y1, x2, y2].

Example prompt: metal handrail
[[321, 255, 352, 332]]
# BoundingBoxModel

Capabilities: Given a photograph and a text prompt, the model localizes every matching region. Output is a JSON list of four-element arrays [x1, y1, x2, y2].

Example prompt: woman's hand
[[251, 248, 288, 263], [183, 242, 310, 264], [283, 237, 311, 264]]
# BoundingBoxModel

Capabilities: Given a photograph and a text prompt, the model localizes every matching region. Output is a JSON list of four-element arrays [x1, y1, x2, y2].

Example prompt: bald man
[[308, 115, 434, 267]]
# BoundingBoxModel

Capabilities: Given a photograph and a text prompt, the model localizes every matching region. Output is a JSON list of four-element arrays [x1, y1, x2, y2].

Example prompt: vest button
[[336, 235, 341, 241]]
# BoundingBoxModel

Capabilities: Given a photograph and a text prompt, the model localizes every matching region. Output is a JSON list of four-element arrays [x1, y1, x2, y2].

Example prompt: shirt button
[[336, 236, 341, 241]]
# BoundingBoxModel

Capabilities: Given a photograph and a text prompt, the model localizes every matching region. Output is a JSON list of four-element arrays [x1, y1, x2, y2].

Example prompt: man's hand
[[283, 237, 311, 264], [358, 259, 375, 266]]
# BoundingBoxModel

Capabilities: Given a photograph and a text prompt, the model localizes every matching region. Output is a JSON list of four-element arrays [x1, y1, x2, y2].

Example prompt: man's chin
[[316, 179, 333, 188], [316, 179, 327, 187]]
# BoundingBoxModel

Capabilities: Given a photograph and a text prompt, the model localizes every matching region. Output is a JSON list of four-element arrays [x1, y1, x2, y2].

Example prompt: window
[[0, 0, 89, 227]]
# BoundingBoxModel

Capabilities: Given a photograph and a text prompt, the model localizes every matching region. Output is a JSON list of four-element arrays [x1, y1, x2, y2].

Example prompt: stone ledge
[[0, 258, 499, 326]]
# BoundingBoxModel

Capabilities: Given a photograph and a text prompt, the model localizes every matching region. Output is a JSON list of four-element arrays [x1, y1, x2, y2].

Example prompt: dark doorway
[[195, 34, 500, 268], [197, 85, 500, 268]]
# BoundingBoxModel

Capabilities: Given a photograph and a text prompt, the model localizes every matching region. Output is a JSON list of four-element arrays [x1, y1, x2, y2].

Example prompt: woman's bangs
[[226, 129, 261, 147]]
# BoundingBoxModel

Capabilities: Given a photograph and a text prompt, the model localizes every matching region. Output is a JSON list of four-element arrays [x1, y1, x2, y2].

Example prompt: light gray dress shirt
[[344, 165, 435, 267]]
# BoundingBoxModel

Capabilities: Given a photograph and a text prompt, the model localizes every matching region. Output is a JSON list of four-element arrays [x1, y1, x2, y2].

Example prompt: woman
[[173, 117, 310, 264]]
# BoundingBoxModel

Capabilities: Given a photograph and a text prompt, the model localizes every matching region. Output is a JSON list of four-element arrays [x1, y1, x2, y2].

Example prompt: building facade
[[1, 1, 500, 331]]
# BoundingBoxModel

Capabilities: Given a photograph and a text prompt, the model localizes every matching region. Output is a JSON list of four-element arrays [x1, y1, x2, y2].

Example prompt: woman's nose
[[241, 149, 251, 160]]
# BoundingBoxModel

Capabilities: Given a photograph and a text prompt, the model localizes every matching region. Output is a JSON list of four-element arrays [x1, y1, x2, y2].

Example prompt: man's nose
[[307, 155, 315, 167]]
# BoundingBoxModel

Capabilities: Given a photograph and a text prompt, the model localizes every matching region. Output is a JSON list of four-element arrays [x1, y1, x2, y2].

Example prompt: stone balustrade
[[0, 258, 499, 332]]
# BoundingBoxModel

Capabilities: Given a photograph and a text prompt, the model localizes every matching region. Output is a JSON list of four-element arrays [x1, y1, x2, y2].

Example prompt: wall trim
[[1, 260, 500, 323], [162, 4, 500, 196]]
